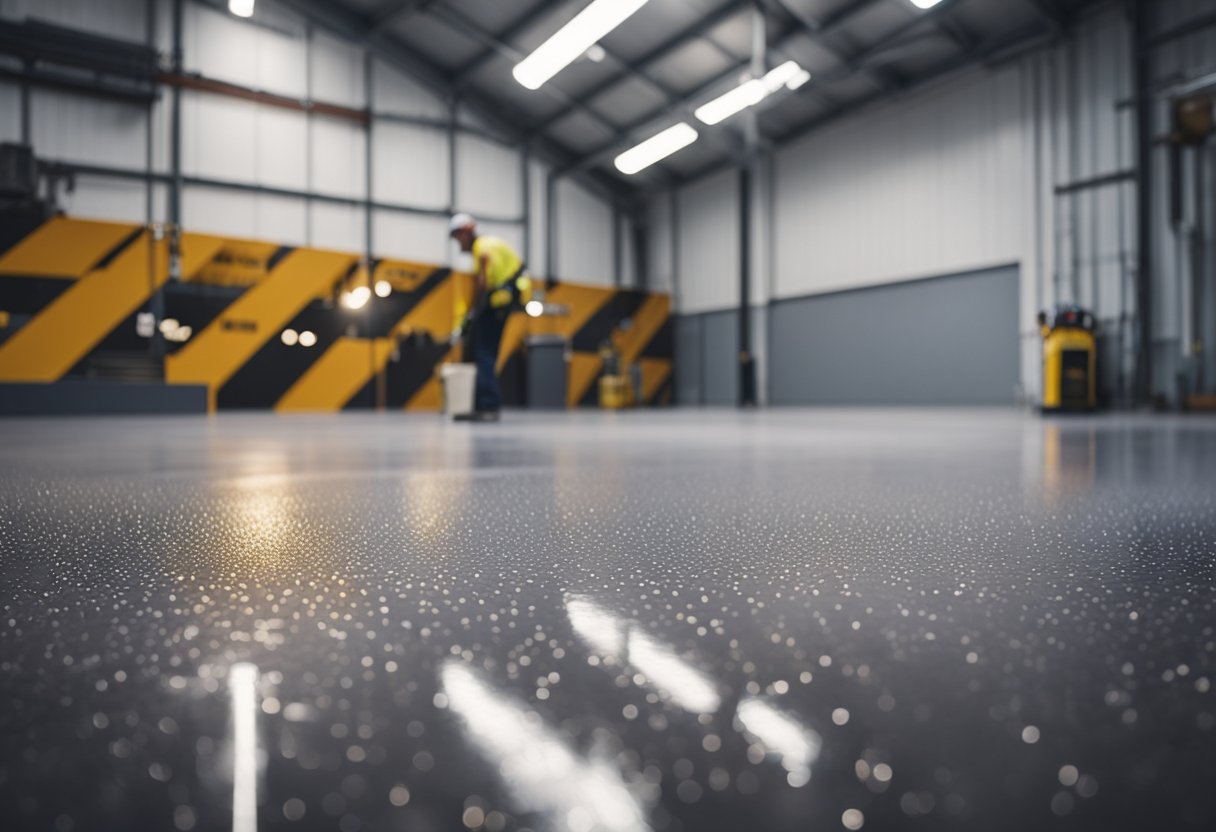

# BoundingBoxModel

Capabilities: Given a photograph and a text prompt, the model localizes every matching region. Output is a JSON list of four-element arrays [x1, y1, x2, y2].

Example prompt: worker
[[448, 213, 531, 422]]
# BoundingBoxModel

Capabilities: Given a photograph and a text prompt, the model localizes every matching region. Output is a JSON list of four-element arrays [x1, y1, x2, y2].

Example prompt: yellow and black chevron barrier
[[0, 216, 673, 412]]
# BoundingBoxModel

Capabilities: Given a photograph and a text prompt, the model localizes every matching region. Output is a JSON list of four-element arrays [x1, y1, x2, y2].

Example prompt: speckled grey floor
[[1, 409, 1214, 832]]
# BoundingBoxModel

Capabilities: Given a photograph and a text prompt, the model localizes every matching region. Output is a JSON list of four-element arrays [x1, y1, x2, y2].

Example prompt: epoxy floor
[[1, 409, 1214, 832]]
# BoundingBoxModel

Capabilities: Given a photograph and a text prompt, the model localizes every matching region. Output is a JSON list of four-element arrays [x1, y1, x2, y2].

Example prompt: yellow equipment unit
[[1039, 305, 1096, 412]]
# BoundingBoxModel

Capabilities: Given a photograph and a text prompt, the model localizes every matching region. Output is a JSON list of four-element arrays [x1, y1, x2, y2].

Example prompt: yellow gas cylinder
[[1039, 306, 1096, 412]]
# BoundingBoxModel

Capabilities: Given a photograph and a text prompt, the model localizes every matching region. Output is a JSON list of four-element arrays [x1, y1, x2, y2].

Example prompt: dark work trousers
[[472, 304, 508, 413]]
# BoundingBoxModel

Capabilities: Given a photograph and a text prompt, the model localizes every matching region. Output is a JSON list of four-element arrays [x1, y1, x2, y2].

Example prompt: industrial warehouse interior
[[1, 0, 1215, 830]]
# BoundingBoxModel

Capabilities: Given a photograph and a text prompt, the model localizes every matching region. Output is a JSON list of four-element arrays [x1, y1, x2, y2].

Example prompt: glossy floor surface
[[1, 409, 1214, 832]]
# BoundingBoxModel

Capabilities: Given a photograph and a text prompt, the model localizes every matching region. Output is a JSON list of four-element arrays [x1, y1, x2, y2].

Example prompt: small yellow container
[[599, 375, 629, 409], [1039, 306, 1096, 412]]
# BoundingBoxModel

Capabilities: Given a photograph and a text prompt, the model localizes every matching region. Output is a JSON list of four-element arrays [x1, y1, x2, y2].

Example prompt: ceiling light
[[909, 0, 944, 8], [513, 0, 649, 90], [229, 0, 255, 18], [695, 60, 810, 125], [614, 123, 699, 175]]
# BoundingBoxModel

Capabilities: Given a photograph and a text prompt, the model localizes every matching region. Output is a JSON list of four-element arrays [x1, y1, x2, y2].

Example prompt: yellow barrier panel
[[276, 337, 394, 413], [0, 217, 139, 279], [0, 231, 224, 382], [166, 249, 356, 406]]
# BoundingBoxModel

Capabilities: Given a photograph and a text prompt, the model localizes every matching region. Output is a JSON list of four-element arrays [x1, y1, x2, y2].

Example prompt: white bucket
[[440, 363, 477, 418]]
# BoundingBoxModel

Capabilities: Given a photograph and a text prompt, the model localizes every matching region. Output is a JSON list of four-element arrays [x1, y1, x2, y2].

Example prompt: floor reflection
[[440, 660, 652, 832], [566, 594, 721, 714]]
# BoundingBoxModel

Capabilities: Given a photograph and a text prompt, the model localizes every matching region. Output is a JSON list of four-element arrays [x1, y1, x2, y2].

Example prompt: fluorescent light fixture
[[910, 0, 944, 8], [513, 0, 649, 90], [695, 60, 810, 125], [229, 0, 255, 18], [614, 122, 699, 175]]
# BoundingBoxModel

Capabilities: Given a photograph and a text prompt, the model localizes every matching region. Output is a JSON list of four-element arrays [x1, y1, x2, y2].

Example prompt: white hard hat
[[449, 213, 476, 234]]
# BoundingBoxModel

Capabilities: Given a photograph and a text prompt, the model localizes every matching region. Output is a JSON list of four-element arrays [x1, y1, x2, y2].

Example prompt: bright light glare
[[513, 0, 649, 90], [441, 661, 650, 832], [281, 328, 299, 346], [909, 0, 944, 8], [298, 330, 317, 347], [614, 123, 699, 175], [695, 60, 809, 125], [525, 300, 544, 317], [228, 0, 255, 18], [342, 285, 371, 310], [159, 318, 179, 334], [374, 279, 392, 298], [736, 697, 822, 788], [229, 663, 258, 832]]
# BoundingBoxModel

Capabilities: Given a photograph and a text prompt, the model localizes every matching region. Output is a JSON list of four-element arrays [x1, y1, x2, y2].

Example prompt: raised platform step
[[0, 378, 206, 415]]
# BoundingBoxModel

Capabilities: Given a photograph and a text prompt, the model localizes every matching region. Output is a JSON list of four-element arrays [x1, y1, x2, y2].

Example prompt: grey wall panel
[[674, 316, 702, 406], [701, 309, 739, 406], [769, 266, 1019, 405]]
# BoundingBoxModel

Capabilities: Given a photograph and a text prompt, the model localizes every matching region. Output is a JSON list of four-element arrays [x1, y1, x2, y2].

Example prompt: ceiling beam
[[561, 0, 968, 177], [274, 0, 634, 205], [426, 2, 751, 176], [451, 0, 570, 90], [760, 0, 899, 89], [368, 0, 439, 34], [1022, 0, 1069, 35]]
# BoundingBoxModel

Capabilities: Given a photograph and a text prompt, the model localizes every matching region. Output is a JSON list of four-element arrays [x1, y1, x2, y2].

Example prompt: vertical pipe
[[738, 0, 763, 408], [612, 206, 622, 288], [364, 50, 378, 410], [521, 147, 531, 267], [447, 98, 458, 219], [1133, 0, 1154, 404], [739, 163, 753, 407], [633, 212, 647, 292], [1193, 145, 1206, 391], [146, 0, 163, 360], [19, 59, 31, 145], [170, 0, 183, 229], [545, 173, 557, 283]]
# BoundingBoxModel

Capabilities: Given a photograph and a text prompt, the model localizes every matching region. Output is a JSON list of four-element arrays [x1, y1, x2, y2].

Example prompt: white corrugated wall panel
[[774, 66, 1024, 300], [310, 30, 364, 106], [554, 180, 613, 286], [372, 212, 449, 264], [528, 160, 547, 277], [1, 0, 147, 43], [371, 58, 447, 121], [647, 193, 674, 296], [182, 187, 306, 245], [309, 203, 364, 253], [185, 2, 306, 97], [677, 167, 738, 314], [181, 92, 256, 181], [372, 121, 449, 209], [455, 134, 522, 219], [254, 106, 308, 190], [55, 176, 147, 224], [310, 117, 365, 199], [30, 89, 147, 169], [620, 218, 636, 288]]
